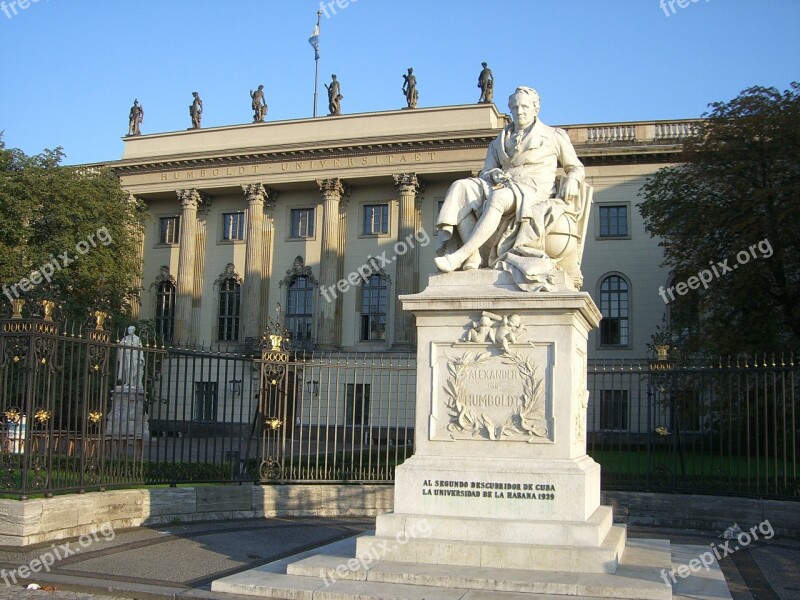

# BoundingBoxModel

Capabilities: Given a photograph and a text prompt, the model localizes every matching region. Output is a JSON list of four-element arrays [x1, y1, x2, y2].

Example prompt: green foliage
[[639, 83, 800, 354], [0, 135, 147, 325]]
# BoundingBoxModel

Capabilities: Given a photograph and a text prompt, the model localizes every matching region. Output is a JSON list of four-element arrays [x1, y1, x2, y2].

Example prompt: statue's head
[[332, 74, 337, 80], [258, 84, 264, 90], [508, 86, 540, 129], [127, 325, 136, 335], [482, 62, 488, 68]]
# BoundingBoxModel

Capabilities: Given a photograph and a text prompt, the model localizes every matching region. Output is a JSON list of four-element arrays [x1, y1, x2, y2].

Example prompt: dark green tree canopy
[[0, 136, 147, 325], [639, 83, 800, 354]]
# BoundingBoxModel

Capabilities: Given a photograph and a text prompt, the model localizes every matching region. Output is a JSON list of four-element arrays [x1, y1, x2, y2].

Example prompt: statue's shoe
[[434, 254, 459, 273]]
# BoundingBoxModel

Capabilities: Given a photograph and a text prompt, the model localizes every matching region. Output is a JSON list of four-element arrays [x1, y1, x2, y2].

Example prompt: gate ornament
[[11, 299, 24, 319], [93, 310, 108, 331], [42, 300, 55, 321]]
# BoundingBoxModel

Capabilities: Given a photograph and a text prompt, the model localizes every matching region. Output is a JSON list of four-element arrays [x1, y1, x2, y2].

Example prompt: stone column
[[190, 210, 208, 344], [259, 190, 277, 335], [242, 184, 267, 342], [392, 173, 425, 349], [175, 189, 200, 343], [316, 178, 348, 350], [128, 193, 145, 320]]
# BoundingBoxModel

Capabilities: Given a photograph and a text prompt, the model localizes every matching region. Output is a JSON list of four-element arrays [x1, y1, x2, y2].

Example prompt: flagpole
[[313, 10, 321, 118]]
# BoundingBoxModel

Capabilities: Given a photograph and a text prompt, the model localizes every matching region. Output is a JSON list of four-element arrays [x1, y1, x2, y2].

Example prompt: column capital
[[242, 183, 266, 204], [317, 178, 350, 201], [393, 173, 427, 195], [242, 183, 277, 205], [177, 188, 201, 209]]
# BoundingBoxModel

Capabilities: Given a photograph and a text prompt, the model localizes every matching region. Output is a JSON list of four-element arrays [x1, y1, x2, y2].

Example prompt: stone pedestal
[[106, 387, 149, 439], [353, 270, 627, 574]]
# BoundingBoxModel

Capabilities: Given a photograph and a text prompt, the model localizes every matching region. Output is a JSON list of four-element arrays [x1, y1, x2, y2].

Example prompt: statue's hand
[[561, 178, 580, 202], [484, 168, 507, 185]]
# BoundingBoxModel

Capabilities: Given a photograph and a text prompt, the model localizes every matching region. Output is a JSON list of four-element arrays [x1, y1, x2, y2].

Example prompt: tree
[[639, 83, 800, 354], [0, 136, 147, 326]]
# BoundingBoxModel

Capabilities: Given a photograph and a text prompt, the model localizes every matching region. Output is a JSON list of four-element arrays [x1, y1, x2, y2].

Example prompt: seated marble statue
[[435, 86, 589, 291]]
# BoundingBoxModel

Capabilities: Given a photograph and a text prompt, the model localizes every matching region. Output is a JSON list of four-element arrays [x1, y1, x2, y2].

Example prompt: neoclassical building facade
[[113, 104, 697, 359]]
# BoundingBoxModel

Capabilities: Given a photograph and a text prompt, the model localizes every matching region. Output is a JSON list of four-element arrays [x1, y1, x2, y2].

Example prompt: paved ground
[[0, 518, 796, 599]]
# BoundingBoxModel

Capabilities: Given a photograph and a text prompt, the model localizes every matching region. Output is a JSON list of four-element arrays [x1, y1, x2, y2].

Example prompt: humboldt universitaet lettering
[[157, 152, 438, 182]]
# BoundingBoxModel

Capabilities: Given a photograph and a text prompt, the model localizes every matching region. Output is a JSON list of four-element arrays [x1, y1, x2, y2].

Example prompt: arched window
[[360, 274, 388, 341], [287, 276, 314, 347], [218, 279, 241, 341], [599, 275, 629, 346], [154, 281, 175, 342]]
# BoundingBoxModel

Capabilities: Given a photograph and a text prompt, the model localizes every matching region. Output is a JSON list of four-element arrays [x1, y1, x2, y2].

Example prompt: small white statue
[[117, 325, 145, 391]]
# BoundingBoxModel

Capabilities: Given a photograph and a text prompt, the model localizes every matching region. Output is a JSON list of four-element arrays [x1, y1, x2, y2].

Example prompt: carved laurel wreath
[[443, 349, 548, 442]]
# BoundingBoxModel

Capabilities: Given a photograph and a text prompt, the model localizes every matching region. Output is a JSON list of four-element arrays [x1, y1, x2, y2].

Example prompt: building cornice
[[107, 107, 700, 180]]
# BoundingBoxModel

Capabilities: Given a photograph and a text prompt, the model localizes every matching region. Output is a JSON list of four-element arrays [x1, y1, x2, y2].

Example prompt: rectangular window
[[363, 204, 389, 235], [290, 208, 315, 239], [345, 383, 371, 426], [599, 205, 628, 238], [194, 382, 218, 422], [222, 212, 245, 241], [287, 276, 314, 349], [360, 276, 388, 341], [159, 216, 180, 245], [600, 390, 628, 430], [218, 280, 241, 341]]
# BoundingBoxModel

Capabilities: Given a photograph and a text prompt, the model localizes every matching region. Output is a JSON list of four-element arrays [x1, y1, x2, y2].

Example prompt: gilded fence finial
[[42, 300, 55, 321], [10, 298, 25, 319], [94, 310, 108, 331]]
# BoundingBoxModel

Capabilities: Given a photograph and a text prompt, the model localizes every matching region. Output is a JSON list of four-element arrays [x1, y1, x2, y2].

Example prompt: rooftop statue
[[402, 67, 418, 109], [325, 74, 342, 116], [478, 62, 494, 104], [435, 86, 592, 291], [250, 85, 268, 122], [189, 92, 203, 128], [127, 99, 143, 136]]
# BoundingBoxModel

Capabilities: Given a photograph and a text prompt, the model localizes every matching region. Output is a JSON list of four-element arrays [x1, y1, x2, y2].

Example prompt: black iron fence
[[0, 313, 416, 497], [588, 355, 799, 499], [0, 312, 796, 499]]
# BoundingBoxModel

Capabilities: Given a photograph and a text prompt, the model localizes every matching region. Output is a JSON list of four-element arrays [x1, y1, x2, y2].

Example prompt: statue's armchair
[[551, 176, 593, 284]]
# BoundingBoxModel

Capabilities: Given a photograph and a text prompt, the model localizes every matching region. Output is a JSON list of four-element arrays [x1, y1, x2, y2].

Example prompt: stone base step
[[212, 537, 682, 600], [355, 523, 626, 573], [287, 537, 668, 598], [375, 505, 614, 547]]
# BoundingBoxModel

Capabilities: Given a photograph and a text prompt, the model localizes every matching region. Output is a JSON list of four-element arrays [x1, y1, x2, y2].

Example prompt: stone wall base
[[0, 485, 795, 547]]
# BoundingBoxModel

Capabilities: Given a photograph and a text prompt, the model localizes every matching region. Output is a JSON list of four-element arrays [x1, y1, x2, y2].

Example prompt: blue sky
[[1, 0, 798, 165]]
